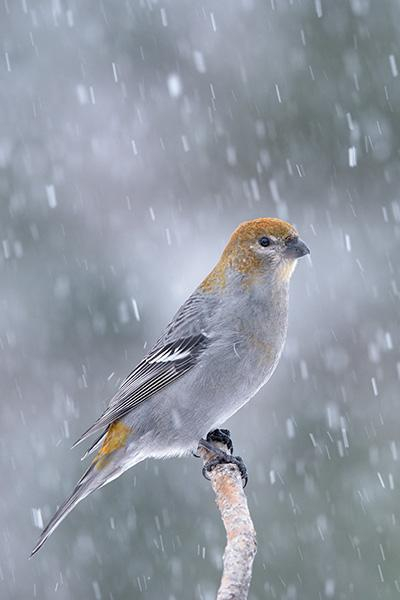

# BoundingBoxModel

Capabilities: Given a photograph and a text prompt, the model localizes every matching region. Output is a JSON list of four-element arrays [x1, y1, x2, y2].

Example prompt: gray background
[[1, 1, 400, 598]]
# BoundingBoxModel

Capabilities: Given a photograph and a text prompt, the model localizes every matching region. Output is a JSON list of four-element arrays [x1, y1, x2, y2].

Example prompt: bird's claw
[[193, 429, 233, 459], [201, 452, 248, 488], [206, 428, 234, 454], [197, 430, 248, 488]]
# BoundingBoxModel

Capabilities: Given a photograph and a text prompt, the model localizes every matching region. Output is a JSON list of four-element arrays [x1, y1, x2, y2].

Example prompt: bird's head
[[201, 217, 310, 292]]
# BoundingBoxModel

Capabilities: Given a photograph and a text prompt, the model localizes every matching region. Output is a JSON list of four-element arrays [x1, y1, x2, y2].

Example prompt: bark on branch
[[198, 440, 257, 600]]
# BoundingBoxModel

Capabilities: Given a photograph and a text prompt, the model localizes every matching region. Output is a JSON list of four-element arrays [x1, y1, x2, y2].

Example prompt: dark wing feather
[[72, 332, 208, 447]]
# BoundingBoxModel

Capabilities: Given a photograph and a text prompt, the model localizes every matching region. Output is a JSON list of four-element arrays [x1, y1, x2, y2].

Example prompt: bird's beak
[[285, 237, 310, 259]]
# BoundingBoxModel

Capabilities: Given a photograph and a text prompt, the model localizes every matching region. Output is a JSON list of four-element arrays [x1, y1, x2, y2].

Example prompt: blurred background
[[1, 1, 400, 598]]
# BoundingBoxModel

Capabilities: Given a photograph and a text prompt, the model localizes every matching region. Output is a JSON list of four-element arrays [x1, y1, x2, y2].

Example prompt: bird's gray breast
[[196, 284, 289, 425]]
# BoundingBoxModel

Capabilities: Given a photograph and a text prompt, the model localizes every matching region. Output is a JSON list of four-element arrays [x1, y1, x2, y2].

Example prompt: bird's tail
[[30, 459, 122, 557]]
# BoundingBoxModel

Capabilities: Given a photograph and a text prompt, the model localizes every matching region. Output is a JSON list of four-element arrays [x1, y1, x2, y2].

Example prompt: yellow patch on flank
[[94, 421, 131, 470], [200, 218, 298, 292]]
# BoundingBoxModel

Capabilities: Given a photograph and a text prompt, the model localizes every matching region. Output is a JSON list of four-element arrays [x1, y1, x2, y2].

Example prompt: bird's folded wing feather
[[73, 289, 216, 448]]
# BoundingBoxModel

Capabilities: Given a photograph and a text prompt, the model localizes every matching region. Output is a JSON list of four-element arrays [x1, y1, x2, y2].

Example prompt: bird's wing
[[73, 289, 217, 448]]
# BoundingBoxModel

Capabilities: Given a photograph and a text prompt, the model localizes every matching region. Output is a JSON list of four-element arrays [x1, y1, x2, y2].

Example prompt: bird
[[31, 217, 309, 556]]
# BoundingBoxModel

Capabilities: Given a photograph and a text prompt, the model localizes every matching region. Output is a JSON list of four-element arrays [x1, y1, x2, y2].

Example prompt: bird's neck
[[220, 269, 290, 335]]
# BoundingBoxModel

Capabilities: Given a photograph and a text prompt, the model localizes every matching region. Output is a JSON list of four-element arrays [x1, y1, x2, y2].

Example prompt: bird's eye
[[258, 236, 270, 247]]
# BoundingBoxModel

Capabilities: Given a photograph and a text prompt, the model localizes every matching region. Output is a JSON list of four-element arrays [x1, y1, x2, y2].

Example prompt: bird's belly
[[169, 334, 282, 433], [200, 336, 282, 422]]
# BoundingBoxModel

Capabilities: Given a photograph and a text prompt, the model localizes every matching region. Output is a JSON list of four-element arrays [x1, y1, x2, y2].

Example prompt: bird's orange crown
[[201, 218, 298, 291]]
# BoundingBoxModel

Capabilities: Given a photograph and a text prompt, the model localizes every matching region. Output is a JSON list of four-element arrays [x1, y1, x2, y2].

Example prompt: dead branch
[[198, 439, 257, 600]]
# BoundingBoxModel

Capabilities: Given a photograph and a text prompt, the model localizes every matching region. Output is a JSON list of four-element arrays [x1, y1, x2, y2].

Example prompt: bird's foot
[[206, 428, 234, 453], [192, 428, 232, 458], [197, 429, 248, 487]]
